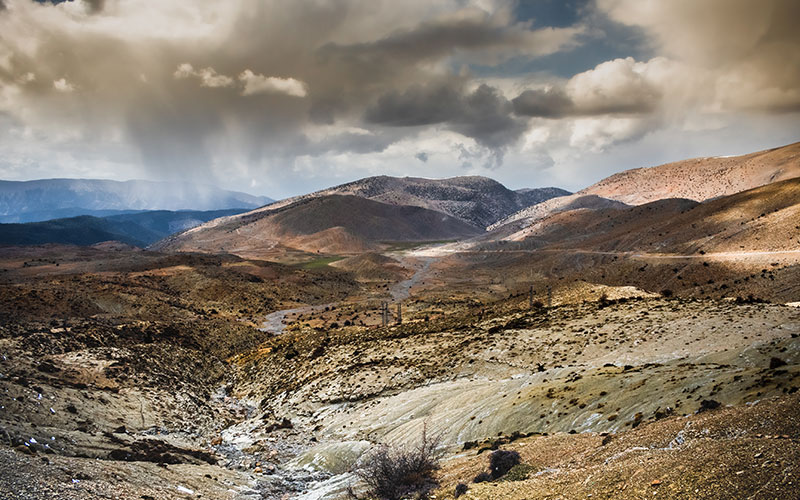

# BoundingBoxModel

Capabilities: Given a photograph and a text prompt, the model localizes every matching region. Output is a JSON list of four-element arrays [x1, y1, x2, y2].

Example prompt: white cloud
[[53, 78, 75, 92], [570, 116, 655, 152], [596, 0, 800, 112], [173, 63, 234, 88], [238, 70, 308, 97], [567, 57, 660, 115]]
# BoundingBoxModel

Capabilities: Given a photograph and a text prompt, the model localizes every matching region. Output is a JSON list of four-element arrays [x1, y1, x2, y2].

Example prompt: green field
[[295, 256, 346, 269]]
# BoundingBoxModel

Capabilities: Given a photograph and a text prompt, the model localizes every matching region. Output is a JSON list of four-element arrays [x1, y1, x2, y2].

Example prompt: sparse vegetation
[[351, 428, 442, 500], [297, 256, 345, 269], [490, 450, 521, 479]]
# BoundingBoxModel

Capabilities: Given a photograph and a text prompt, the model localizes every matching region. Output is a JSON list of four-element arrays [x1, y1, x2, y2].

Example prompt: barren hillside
[[500, 177, 800, 254], [493, 141, 800, 233], [580, 141, 800, 205], [155, 195, 482, 259]]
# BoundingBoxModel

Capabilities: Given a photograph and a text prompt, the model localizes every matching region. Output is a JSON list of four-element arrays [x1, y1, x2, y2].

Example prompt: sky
[[0, 0, 798, 199]]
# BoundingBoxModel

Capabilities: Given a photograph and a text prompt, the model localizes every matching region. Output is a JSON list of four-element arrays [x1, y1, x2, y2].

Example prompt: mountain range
[[157, 141, 799, 260], [2, 142, 798, 256], [153, 177, 567, 257], [0, 209, 250, 248], [0, 178, 273, 223]]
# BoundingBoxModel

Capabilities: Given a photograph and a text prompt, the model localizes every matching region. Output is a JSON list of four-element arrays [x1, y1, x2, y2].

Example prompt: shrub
[[454, 483, 468, 498], [660, 289, 673, 298], [489, 450, 520, 479], [473, 471, 492, 483], [500, 463, 534, 482], [352, 427, 441, 500], [697, 399, 721, 413]]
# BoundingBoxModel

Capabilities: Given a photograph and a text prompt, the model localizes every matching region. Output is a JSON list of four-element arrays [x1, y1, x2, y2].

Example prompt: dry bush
[[489, 449, 520, 479], [351, 427, 442, 500]]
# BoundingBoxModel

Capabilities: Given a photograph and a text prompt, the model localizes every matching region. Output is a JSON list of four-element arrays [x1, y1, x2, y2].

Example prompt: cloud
[[318, 6, 584, 68], [1, 0, 573, 186], [596, 0, 800, 112], [513, 57, 660, 118], [17, 72, 35, 84], [173, 65, 308, 97], [83, 0, 104, 13], [566, 57, 659, 114], [569, 116, 655, 152], [238, 70, 307, 97], [365, 82, 527, 163], [364, 82, 463, 126], [0, 0, 796, 198], [512, 86, 574, 118], [173, 63, 234, 88], [52, 77, 74, 92], [414, 151, 428, 162]]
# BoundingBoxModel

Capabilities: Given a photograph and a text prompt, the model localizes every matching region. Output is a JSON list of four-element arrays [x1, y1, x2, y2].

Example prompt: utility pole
[[396, 303, 402, 324], [381, 302, 389, 327]]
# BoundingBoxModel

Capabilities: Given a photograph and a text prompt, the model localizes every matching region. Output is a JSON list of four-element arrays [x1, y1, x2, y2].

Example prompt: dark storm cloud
[[84, 0, 104, 12], [364, 83, 463, 127], [33, 0, 102, 11], [512, 87, 574, 118], [318, 7, 577, 68], [0, 0, 586, 186], [365, 82, 527, 157], [415, 152, 428, 162], [450, 84, 527, 154], [2, 0, 797, 197]]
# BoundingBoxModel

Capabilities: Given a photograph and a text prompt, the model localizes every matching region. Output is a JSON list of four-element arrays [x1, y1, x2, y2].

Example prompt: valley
[[1, 143, 799, 499]]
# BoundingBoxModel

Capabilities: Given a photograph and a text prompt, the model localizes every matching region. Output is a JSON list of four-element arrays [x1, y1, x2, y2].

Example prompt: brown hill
[[487, 194, 628, 233], [579, 141, 800, 205], [501, 177, 800, 254], [492, 141, 800, 233], [318, 175, 569, 227], [169, 176, 569, 237], [155, 194, 482, 259], [330, 252, 409, 281]]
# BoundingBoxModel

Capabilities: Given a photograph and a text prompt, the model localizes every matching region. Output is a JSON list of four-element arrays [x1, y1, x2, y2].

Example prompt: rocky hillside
[[183, 176, 569, 237], [487, 194, 628, 232], [497, 177, 800, 254], [579, 141, 800, 205], [313, 176, 568, 228], [490, 141, 800, 234], [155, 195, 482, 258]]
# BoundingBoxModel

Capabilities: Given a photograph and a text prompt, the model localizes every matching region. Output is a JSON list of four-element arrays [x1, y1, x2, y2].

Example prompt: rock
[[16, 444, 35, 455], [769, 357, 787, 369], [651, 479, 662, 486], [698, 399, 721, 413]]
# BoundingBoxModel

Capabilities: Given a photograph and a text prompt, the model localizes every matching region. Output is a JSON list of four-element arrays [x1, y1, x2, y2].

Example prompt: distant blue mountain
[[0, 179, 273, 223], [0, 209, 250, 247]]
